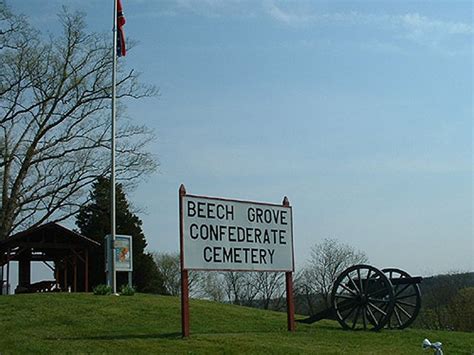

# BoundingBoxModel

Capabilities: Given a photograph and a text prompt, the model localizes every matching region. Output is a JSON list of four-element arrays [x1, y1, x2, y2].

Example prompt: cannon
[[298, 264, 422, 331]]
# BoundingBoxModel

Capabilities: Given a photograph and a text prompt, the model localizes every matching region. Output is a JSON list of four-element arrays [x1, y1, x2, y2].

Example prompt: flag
[[117, 0, 126, 57]]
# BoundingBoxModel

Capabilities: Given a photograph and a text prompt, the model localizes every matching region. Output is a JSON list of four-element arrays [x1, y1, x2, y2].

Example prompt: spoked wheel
[[382, 268, 421, 329], [331, 264, 395, 331]]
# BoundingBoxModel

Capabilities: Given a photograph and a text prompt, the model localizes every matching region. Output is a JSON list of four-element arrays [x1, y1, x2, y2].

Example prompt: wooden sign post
[[179, 185, 190, 337], [179, 185, 295, 337]]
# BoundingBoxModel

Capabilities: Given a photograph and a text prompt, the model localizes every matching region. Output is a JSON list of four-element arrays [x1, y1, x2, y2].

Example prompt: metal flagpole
[[110, 0, 118, 294]]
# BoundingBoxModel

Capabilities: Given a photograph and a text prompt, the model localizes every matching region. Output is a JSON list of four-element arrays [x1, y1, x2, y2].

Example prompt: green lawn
[[0, 293, 472, 354]]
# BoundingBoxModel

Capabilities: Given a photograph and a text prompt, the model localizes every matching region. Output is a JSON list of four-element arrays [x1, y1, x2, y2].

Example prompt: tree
[[251, 272, 285, 310], [298, 238, 368, 310], [448, 287, 474, 332], [194, 272, 225, 302], [415, 272, 474, 330], [153, 251, 205, 297], [222, 271, 256, 305], [154, 252, 181, 296], [76, 177, 165, 293], [0, 4, 157, 240]]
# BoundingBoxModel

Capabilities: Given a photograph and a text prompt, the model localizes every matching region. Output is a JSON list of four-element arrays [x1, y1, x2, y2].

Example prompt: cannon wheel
[[331, 264, 395, 331], [382, 268, 421, 329]]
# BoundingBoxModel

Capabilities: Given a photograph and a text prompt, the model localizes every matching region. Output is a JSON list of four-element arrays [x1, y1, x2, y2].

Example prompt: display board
[[105, 234, 133, 272]]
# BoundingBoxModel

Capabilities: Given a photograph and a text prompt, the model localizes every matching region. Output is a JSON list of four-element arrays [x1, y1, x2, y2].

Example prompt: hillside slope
[[0, 293, 472, 354]]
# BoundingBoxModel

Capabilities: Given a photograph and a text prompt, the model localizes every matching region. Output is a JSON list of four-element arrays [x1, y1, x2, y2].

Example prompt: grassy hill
[[0, 293, 472, 354]]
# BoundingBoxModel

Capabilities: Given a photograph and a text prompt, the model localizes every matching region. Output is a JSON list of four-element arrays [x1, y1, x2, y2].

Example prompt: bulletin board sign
[[105, 234, 133, 272]]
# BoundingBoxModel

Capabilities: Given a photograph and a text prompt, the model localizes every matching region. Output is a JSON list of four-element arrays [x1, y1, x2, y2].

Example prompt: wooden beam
[[73, 255, 77, 292], [1, 247, 27, 264], [6, 254, 10, 295], [70, 248, 85, 263], [54, 263, 59, 290], [85, 249, 89, 292], [64, 261, 68, 291], [16, 242, 85, 249], [42, 261, 55, 272]]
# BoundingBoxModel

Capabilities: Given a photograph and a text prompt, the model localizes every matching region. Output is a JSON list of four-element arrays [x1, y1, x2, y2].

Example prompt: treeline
[[153, 250, 474, 332], [154, 238, 368, 311], [413, 272, 474, 332]]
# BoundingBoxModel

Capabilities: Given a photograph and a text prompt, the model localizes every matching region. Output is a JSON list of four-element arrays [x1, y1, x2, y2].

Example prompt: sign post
[[179, 185, 190, 337], [282, 196, 295, 331], [179, 185, 295, 337]]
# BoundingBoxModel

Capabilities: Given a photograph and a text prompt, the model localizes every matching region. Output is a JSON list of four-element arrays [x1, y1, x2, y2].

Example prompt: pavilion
[[0, 222, 100, 294]]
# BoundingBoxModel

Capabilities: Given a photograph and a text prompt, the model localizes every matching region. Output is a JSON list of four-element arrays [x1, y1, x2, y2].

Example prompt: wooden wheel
[[382, 268, 421, 329], [331, 264, 395, 331]]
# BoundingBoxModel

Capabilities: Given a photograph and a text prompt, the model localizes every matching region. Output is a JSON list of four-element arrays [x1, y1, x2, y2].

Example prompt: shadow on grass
[[45, 328, 310, 342], [45, 332, 182, 341]]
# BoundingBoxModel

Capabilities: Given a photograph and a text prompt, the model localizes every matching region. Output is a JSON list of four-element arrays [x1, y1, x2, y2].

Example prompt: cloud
[[134, 0, 256, 19], [129, 0, 473, 39], [264, 2, 472, 33], [264, 2, 309, 25], [398, 13, 472, 36], [127, 0, 471, 54], [340, 156, 471, 175], [264, 2, 472, 51]]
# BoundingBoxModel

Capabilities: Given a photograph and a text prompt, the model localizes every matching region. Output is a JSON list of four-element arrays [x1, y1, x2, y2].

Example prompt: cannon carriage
[[298, 264, 422, 331]]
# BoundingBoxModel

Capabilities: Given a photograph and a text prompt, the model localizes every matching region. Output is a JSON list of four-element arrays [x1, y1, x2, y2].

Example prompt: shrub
[[93, 284, 112, 295], [120, 284, 135, 296]]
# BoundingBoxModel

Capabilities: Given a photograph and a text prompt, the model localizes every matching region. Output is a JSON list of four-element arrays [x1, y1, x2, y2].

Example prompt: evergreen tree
[[76, 177, 166, 293]]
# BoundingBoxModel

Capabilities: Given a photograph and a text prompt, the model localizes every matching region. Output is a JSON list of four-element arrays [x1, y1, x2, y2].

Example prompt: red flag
[[117, 0, 126, 56]]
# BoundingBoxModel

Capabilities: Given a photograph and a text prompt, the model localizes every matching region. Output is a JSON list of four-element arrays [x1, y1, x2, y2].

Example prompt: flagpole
[[110, 0, 118, 295]]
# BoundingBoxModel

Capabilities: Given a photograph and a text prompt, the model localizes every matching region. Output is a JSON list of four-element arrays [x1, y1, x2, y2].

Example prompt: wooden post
[[73, 255, 77, 292], [64, 260, 68, 291], [179, 184, 190, 338], [6, 249, 10, 295], [18, 249, 31, 288], [55, 262, 59, 290], [85, 250, 89, 292], [283, 196, 295, 332], [285, 272, 295, 331]]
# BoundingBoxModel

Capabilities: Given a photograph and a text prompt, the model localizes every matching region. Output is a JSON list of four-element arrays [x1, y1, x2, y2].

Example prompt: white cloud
[[138, 0, 256, 19], [128, 0, 471, 54], [264, 1, 310, 25], [264, 1, 473, 51], [130, 0, 473, 41], [398, 13, 472, 36], [341, 156, 471, 175]]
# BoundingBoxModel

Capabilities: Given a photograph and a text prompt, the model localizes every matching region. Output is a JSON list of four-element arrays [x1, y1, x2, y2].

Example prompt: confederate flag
[[117, 0, 126, 57]]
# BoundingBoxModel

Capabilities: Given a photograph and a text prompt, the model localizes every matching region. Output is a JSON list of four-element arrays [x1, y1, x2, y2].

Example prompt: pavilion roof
[[0, 222, 100, 256]]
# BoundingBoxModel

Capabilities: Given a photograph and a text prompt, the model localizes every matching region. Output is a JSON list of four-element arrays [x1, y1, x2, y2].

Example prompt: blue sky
[[9, 0, 473, 277]]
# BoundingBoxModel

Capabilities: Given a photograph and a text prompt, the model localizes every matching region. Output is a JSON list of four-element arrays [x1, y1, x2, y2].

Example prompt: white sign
[[182, 195, 294, 271]]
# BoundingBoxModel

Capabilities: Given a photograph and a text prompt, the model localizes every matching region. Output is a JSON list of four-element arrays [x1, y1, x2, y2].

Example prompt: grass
[[0, 293, 472, 354]]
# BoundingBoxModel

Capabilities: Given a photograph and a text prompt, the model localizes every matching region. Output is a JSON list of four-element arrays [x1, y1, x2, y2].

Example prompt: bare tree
[[222, 271, 259, 306], [298, 238, 368, 310], [0, 4, 157, 239], [194, 272, 225, 302], [153, 251, 204, 297], [293, 269, 319, 316], [153, 252, 181, 296], [251, 271, 285, 310]]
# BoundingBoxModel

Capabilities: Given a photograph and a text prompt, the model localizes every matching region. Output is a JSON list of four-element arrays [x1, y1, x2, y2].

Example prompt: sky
[[7, 0, 473, 281]]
